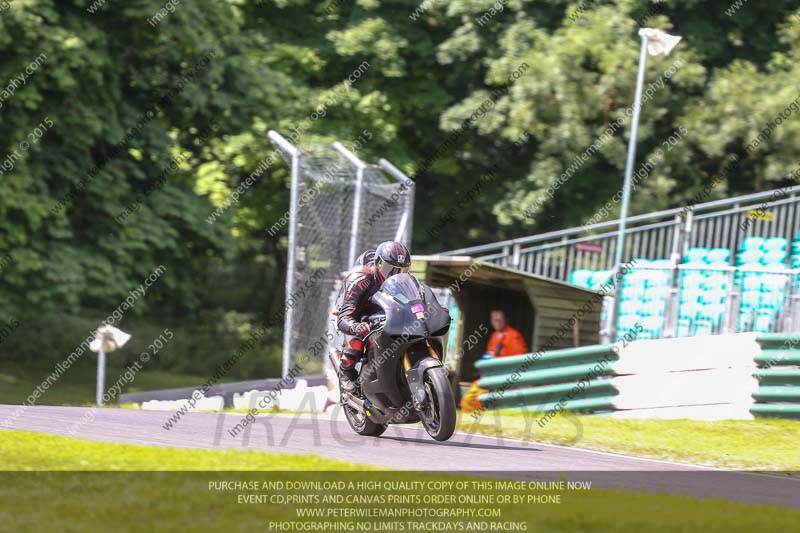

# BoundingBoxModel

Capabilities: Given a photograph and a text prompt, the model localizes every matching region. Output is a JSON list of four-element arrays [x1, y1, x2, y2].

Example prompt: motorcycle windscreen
[[374, 273, 451, 338]]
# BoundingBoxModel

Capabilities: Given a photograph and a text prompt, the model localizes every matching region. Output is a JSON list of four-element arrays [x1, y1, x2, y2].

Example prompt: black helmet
[[374, 241, 411, 282], [354, 249, 375, 267]]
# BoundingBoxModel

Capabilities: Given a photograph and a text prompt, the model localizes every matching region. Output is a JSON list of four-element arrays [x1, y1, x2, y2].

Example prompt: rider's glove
[[353, 322, 371, 337]]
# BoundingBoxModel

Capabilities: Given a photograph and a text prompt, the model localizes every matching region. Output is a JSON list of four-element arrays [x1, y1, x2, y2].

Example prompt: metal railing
[[441, 186, 800, 282]]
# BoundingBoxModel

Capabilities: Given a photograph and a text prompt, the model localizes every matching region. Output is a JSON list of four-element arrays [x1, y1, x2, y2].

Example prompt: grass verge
[[0, 361, 228, 406], [1, 430, 799, 532], [0, 429, 367, 471], [221, 407, 800, 471], [218, 407, 800, 471], [459, 411, 800, 471]]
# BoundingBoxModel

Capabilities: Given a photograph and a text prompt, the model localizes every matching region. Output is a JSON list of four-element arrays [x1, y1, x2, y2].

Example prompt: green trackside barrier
[[496, 397, 614, 415], [750, 403, 800, 418], [477, 362, 617, 390], [752, 386, 800, 402], [752, 334, 800, 420], [475, 344, 616, 378], [477, 379, 616, 412], [752, 368, 800, 384], [754, 351, 800, 366], [474, 344, 618, 414], [752, 332, 800, 349]]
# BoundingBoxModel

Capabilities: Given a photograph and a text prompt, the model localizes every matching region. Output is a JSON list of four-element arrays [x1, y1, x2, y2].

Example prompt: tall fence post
[[791, 277, 800, 332], [333, 142, 367, 265], [283, 151, 301, 376], [663, 215, 683, 337], [397, 183, 415, 245], [725, 267, 738, 333], [669, 214, 681, 263], [682, 210, 693, 261], [379, 158, 416, 245], [269, 130, 302, 376], [663, 265, 679, 338]]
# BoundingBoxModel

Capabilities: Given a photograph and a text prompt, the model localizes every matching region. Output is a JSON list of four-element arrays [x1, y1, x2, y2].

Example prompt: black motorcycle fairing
[[373, 274, 451, 338], [354, 273, 451, 426], [359, 328, 415, 419], [420, 284, 451, 337]]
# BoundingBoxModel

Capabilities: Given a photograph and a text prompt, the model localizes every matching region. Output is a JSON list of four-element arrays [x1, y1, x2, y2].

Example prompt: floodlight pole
[[611, 34, 649, 341], [269, 130, 301, 376]]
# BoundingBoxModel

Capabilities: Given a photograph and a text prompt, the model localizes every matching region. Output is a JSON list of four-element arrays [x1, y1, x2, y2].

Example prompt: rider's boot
[[339, 353, 359, 393]]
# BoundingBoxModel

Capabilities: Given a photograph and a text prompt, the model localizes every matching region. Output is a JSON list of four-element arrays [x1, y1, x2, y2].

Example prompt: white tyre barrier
[[141, 391, 224, 412], [139, 382, 328, 413]]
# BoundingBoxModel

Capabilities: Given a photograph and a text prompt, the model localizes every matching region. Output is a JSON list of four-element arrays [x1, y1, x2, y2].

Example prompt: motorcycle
[[329, 273, 457, 441]]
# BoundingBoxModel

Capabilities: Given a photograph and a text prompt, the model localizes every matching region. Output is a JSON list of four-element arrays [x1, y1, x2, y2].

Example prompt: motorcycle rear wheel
[[419, 367, 456, 441], [342, 393, 387, 437]]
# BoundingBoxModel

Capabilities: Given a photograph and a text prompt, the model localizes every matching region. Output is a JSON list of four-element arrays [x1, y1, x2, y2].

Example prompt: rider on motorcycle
[[337, 240, 411, 392]]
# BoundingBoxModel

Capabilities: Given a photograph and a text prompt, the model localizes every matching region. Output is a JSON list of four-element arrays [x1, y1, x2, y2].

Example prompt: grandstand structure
[[442, 186, 800, 341]]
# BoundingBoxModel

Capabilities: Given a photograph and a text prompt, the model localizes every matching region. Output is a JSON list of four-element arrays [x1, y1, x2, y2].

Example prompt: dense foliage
[[1, 0, 799, 374]]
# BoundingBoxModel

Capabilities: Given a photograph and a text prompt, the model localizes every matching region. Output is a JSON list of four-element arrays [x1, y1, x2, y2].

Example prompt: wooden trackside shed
[[410, 255, 604, 382]]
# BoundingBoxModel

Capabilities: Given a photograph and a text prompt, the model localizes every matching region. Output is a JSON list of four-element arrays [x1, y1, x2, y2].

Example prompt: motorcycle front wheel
[[419, 367, 456, 441]]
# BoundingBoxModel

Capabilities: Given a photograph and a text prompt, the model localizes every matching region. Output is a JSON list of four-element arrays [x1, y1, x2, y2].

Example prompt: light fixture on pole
[[90, 324, 131, 406], [610, 28, 682, 341]]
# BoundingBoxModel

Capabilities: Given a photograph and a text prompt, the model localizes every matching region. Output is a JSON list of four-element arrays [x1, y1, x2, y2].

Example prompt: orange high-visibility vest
[[485, 325, 528, 358]]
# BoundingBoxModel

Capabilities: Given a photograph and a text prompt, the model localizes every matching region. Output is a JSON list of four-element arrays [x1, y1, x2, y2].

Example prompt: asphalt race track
[[2, 404, 799, 508]]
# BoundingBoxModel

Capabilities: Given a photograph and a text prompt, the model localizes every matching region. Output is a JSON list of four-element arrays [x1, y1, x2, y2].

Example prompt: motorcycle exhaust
[[328, 349, 341, 371], [344, 392, 365, 413]]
